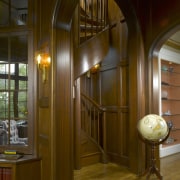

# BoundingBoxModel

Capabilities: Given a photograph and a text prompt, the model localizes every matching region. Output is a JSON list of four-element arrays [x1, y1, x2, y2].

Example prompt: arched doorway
[[150, 25, 180, 115], [52, 0, 146, 179], [150, 25, 180, 177]]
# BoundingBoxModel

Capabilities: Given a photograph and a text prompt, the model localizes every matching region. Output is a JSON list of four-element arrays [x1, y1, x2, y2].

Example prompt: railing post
[[74, 78, 81, 169], [80, 93, 108, 163], [102, 111, 108, 163]]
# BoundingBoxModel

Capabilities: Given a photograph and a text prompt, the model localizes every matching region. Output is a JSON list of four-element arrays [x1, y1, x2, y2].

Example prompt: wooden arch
[[51, 0, 145, 179]]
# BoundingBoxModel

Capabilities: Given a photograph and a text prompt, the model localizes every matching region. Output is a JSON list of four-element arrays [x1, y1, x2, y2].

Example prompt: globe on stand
[[137, 114, 170, 180]]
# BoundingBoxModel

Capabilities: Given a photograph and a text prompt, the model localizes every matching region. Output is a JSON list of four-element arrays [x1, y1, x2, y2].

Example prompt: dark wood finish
[[1, 0, 180, 180], [74, 78, 81, 170], [0, 156, 41, 180], [74, 28, 109, 78], [54, 28, 73, 180], [74, 153, 180, 180], [33, 0, 180, 180], [100, 63, 129, 166], [35, 0, 56, 179], [55, 0, 78, 30]]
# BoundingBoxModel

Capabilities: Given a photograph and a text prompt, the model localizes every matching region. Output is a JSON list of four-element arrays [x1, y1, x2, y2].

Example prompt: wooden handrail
[[81, 92, 108, 163], [81, 93, 128, 112], [81, 93, 106, 111]]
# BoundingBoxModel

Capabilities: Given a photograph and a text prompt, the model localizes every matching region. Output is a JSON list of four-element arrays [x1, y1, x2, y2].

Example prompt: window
[[0, 0, 33, 154]]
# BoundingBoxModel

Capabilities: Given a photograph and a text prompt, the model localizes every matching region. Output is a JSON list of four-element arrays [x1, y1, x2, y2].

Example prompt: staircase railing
[[79, 0, 108, 44], [81, 92, 108, 163]]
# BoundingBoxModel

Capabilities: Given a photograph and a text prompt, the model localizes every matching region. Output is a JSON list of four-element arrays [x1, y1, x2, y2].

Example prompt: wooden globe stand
[[138, 128, 171, 180]]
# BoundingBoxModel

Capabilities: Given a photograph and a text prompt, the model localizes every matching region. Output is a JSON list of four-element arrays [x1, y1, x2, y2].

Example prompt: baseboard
[[81, 152, 101, 167], [160, 144, 180, 158]]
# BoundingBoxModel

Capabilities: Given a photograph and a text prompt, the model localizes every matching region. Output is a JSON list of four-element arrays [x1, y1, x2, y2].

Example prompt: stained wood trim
[[54, 0, 79, 30]]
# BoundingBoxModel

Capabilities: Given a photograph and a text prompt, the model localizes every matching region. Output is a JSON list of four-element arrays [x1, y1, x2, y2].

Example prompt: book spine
[[6, 168, 12, 180], [3, 168, 6, 180], [0, 168, 12, 180], [4, 150, 17, 155], [0, 168, 3, 180]]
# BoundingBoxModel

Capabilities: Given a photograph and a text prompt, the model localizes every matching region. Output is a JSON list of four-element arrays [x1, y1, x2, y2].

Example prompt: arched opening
[[150, 25, 180, 178], [150, 25, 180, 116], [52, 0, 146, 179]]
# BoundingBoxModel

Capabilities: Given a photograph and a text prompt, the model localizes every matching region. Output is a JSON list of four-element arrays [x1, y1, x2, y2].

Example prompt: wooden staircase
[[80, 93, 108, 166], [74, 1, 109, 169]]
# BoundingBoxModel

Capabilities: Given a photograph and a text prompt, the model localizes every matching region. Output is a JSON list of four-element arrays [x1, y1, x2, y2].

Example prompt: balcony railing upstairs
[[79, 0, 108, 44]]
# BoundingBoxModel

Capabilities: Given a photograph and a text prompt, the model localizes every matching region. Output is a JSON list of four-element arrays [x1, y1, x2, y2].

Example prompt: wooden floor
[[74, 153, 180, 180]]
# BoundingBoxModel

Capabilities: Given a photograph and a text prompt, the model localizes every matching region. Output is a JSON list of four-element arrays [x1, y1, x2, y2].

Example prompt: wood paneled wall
[[35, 0, 145, 179], [34, 0, 180, 179], [77, 7, 130, 167]]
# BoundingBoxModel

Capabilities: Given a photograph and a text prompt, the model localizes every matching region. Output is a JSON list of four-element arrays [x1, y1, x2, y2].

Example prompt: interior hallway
[[74, 153, 180, 180]]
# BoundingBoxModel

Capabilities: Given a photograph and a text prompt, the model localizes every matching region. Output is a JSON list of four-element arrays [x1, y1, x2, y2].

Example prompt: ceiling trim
[[165, 39, 180, 50]]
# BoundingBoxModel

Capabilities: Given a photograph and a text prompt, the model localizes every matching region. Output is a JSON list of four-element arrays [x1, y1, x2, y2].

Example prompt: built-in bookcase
[[160, 59, 180, 157], [0, 156, 41, 180], [0, 167, 12, 179]]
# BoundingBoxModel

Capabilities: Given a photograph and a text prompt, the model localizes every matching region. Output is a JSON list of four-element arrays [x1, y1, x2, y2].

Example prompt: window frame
[[0, 30, 34, 155]]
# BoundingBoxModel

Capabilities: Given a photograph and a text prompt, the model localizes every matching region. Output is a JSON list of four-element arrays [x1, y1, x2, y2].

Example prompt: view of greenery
[[0, 62, 28, 120], [0, 35, 28, 122]]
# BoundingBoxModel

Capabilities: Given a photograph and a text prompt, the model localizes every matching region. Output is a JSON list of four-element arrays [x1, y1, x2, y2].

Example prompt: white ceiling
[[160, 30, 180, 64], [170, 31, 180, 45], [163, 30, 180, 52]]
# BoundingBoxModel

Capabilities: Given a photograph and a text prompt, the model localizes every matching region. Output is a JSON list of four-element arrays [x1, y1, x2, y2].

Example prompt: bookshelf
[[160, 59, 180, 157], [0, 156, 41, 180]]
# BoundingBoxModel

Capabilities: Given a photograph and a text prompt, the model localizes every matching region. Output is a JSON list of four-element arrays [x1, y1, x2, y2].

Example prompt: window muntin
[[0, 0, 32, 154], [0, 34, 28, 146]]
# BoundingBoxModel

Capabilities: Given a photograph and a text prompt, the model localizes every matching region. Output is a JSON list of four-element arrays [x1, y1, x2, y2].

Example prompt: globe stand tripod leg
[[143, 143, 163, 180]]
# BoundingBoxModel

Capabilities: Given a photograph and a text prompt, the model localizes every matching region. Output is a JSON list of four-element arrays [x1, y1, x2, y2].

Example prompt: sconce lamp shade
[[36, 53, 51, 83], [37, 53, 51, 68]]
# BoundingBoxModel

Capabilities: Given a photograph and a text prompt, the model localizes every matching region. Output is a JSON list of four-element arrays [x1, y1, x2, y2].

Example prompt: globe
[[137, 114, 169, 141]]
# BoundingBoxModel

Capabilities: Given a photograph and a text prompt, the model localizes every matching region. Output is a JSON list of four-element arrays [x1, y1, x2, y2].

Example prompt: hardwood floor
[[74, 153, 180, 179]]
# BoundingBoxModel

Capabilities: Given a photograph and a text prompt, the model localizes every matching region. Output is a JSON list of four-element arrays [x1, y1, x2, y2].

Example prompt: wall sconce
[[90, 63, 100, 73], [87, 63, 100, 78], [36, 53, 51, 83]]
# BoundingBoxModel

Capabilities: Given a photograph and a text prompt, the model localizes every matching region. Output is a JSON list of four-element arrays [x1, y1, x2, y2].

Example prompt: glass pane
[[0, 37, 8, 62], [11, 0, 28, 26], [11, 35, 28, 63], [18, 91, 27, 119], [0, 63, 9, 75], [19, 63, 27, 76], [0, 120, 8, 145], [9, 91, 15, 118], [0, 34, 28, 146], [0, 0, 9, 26], [10, 79, 15, 90], [9, 119, 28, 145], [0, 79, 8, 90], [0, 92, 8, 119], [16, 119, 28, 145], [19, 80, 27, 90], [10, 64, 15, 75]]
